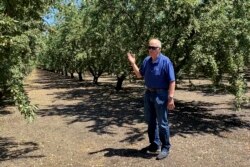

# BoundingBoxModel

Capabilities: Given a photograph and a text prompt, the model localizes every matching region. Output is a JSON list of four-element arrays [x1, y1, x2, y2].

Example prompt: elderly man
[[127, 38, 175, 160]]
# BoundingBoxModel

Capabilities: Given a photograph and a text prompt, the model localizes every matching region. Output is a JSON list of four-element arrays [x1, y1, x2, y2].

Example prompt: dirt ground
[[0, 69, 250, 167]]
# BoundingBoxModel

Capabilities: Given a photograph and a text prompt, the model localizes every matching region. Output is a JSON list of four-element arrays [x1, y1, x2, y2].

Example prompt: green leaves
[[39, 0, 249, 110], [9, 77, 37, 122], [0, 0, 55, 120]]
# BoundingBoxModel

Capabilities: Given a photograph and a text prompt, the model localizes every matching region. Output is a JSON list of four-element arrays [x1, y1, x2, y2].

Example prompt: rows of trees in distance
[[1, 0, 249, 121]]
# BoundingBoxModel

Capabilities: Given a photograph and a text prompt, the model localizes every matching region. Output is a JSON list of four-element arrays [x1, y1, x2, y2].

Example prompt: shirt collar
[[150, 53, 161, 64]]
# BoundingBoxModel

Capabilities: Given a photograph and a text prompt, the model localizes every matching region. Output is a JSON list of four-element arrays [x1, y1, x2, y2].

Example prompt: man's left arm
[[167, 81, 175, 110]]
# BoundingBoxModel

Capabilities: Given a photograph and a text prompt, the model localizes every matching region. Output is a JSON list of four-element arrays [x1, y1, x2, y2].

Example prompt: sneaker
[[140, 144, 160, 153], [156, 150, 169, 160]]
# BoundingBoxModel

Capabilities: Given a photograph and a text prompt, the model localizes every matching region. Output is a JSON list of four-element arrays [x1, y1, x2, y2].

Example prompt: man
[[127, 38, 175, 160]]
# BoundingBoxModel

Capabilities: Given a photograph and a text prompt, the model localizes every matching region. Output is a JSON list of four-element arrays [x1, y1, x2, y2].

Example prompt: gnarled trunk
[[115, 74, 126, 91]]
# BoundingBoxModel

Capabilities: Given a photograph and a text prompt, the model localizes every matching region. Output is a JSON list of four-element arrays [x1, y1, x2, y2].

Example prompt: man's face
[[148, 40, 161, 57]]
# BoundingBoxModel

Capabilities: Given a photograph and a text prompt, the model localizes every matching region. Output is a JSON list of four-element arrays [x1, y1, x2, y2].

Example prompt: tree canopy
[[40, 0, 249, 109], [0, 0, 55, 121], [1, 0, 249, 120]]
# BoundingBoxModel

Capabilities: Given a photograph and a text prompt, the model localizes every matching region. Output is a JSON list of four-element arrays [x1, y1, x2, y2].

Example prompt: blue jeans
[[144, 90, 171, 151]]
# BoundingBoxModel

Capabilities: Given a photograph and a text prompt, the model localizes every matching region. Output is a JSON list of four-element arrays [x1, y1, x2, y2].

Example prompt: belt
[[146, 88, 167, 92]]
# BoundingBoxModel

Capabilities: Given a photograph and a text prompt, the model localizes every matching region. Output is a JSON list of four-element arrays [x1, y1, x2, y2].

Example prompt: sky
[[42, 0, 82, 26], [43, 8, 58, 26]]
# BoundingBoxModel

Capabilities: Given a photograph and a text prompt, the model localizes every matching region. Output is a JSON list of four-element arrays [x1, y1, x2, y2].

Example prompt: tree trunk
[[115, 74, 126, 91], [78, 72, 83, 81], [70, 73, 74, 78], [93, 76, 98, 84], [64, 70, 68, 77]]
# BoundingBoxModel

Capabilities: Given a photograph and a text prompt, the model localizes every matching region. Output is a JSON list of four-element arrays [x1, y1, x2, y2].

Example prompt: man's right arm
[[127, 52, 142, 78], [130, 62, 142, 78]]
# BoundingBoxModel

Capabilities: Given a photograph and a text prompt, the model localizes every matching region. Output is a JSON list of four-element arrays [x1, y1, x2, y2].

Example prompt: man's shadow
[[89, 148, 158, 159]]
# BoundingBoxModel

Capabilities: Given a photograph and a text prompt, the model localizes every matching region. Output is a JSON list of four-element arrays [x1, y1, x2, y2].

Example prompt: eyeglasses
[[148, 46, 159, 50]]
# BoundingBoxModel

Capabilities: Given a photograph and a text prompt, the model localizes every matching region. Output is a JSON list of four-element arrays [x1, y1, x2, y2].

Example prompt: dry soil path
[[0, 69, 250, 167]]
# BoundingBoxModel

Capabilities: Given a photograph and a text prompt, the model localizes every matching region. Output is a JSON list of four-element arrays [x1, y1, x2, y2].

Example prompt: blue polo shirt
[[139, 53, 175, 89]]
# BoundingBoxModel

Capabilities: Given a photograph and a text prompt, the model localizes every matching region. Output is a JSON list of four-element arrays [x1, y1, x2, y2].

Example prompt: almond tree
[[0, 0, 55, 121], [41, 0, 249, 109]]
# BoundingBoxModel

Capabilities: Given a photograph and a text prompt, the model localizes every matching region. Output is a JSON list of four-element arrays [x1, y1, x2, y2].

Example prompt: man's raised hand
[[127, 52, 136, 65]]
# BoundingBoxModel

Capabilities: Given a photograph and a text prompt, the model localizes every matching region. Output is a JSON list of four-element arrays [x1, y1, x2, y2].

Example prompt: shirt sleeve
[[139, 58, 147, 77], [166, 61, 175, 82]]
